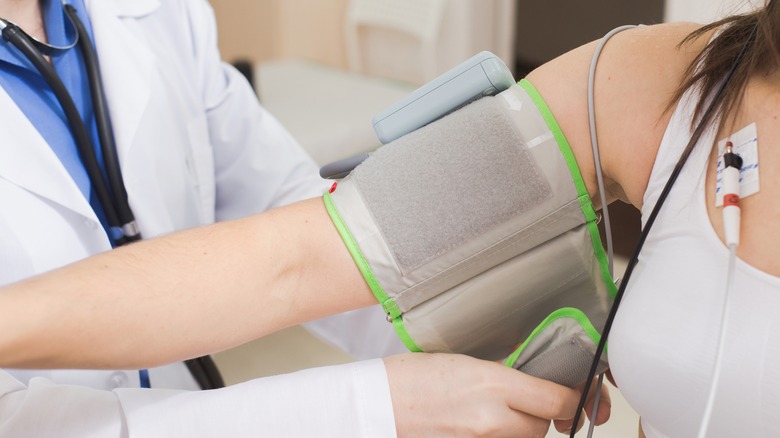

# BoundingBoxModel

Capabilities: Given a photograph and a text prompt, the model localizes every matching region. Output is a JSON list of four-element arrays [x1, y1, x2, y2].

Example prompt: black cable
[[65, 5, 140, 242], [569, 24, 757, 437], [185, 357, 226, 390]]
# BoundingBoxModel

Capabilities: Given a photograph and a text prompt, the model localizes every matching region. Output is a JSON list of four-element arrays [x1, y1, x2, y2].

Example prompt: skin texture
[[0, 0, 46, 41], [0, 199, 374, 369], [526, 22, 710, 209]]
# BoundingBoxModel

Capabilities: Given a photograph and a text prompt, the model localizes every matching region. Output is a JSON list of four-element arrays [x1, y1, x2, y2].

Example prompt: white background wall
[[665, 0, 761, 22], [211, 0, 514, 83], [210, 0, 767, 67]]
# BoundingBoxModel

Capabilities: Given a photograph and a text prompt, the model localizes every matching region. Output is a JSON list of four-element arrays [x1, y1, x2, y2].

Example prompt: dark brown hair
[[672, 0, 780, 129]]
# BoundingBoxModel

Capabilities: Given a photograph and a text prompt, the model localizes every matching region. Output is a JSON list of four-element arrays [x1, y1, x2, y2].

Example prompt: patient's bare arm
[[0, 198, 374, 369]]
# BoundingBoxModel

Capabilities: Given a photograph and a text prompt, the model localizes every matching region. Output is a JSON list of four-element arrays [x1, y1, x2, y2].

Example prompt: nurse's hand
[[385, 353, 600, 437], [551, 376, 612, 434]]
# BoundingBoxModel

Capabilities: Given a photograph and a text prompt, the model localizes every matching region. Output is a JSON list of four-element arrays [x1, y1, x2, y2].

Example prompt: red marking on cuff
[[329, 182, 338, 194], [723, 194, 740, 207]]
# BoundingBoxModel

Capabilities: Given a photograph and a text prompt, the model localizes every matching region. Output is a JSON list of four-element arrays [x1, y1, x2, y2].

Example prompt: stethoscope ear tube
[[0, 15, 79, 56]]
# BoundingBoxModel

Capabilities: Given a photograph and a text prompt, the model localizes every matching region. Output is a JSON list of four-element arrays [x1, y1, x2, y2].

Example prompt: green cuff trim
[[322, 192, 423, 352], [502, 307, 604, 368], [393, 316, 423, 352], [518, 79, 589, 198], [518, 79, 617, 299], [323, 192, 393, 312]]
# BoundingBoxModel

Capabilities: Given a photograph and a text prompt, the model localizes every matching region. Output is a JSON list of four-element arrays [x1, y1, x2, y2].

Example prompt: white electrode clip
[[698, 139, 746, 438], [722, 141, 743, 247]]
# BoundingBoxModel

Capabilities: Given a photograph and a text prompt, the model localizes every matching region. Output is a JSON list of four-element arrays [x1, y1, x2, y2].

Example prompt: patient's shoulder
[[525, 22, 711, 208]]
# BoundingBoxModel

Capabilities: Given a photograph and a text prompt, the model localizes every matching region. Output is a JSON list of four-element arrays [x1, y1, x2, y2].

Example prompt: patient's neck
[[0, 0, 46, 43]]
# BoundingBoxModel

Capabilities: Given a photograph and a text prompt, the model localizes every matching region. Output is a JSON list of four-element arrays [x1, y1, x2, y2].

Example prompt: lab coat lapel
[[84, 0, 160, 164], [0, 0, 161, 224], [0, 87, 97, 220]]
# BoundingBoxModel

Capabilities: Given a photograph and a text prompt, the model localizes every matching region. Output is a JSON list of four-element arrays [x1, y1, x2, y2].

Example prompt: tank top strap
[[641, 85, 719, 227]]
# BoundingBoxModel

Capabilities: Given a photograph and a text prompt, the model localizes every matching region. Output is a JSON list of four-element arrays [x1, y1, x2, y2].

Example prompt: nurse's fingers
[[552, 377, 612, 433], [501, 367, 583, 421], [584, 378, 611, 425], [385, 353, 583, 437], [554, 411, 586, 435]]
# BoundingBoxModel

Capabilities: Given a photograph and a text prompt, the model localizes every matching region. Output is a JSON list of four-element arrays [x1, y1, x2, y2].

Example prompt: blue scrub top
[[0, 0, 113, 243]]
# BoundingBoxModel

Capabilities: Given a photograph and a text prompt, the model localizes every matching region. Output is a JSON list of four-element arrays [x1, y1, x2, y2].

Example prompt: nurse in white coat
[[0, 0, 407, 434]]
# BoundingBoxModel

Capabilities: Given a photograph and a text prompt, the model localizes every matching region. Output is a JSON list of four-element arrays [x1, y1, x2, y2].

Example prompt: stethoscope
[[0, 5, 139, 245], [0, 2, 224, 390]]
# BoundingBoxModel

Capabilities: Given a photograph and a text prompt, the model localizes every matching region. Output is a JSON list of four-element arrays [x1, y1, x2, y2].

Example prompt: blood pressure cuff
[[323, 79, 616, 387]]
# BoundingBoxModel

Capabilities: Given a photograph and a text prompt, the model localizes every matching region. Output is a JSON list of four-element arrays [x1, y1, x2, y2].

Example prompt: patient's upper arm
[[524, 23, 706, 208]]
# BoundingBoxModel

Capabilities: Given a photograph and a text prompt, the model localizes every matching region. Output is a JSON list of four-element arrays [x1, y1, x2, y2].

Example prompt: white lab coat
[[0, 0, 396, 435]]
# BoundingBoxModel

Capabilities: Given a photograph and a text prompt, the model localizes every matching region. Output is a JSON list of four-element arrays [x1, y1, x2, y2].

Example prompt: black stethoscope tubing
[[0, 7, 140, 244], [65, 4, 137, 240]]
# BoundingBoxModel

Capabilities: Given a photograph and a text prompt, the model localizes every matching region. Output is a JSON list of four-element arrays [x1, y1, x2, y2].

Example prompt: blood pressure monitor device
[[372, 51, 515, 144], [321, 54, 615, 387], [320, 51, 515, 180]]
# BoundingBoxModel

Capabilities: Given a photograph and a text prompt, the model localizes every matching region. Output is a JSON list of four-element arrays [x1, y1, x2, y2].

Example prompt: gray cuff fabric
[[325, 80, 615, 386]]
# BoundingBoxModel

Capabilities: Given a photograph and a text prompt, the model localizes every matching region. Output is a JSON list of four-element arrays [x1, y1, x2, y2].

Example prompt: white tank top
[[608, 86, 780, 437]]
